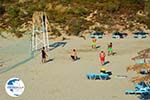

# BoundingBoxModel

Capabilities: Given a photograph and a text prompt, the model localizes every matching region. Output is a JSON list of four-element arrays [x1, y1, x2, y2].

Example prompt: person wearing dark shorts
[[70, 49, 77, 61], [41, 47, 48, 63]]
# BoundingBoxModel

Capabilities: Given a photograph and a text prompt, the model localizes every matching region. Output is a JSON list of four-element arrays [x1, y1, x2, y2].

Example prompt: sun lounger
[[135, 87, 150, 95], [125, 89, 146, 95], [125, 90, 136, 94], [87, 73, 110, 80], [87, 73, 96, 80], [126, 82, 150, 99], [135, 82, 147, 90], [140, 70, 149, 74], [135, 59, 145, 64], [125, 87, 150, 95]]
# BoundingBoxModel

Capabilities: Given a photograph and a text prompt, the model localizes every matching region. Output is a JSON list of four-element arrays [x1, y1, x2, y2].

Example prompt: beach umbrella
[[131, 75, 150, 83], [132, 48, 150, 61], [132, 54, 150, 60], [131, 55, 144, 60], [132, 53, 150, 64], [138, 48, 150, 55], [127, 64, 150, 72]]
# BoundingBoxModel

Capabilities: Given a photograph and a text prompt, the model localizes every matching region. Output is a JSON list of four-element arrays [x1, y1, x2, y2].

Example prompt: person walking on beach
[[99, 51, 106, 65], [41, 47, 48, 63], [91, 38, 97, 49], [108, 42, 113, 56], [70, 49, 78, 61]]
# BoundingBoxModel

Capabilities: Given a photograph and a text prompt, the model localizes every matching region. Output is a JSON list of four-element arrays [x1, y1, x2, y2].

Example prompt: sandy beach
[[0, 34, 150, 100]]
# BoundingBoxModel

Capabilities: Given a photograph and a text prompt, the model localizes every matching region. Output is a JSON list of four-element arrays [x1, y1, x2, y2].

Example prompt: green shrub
[[14, 32, 23, 38], [76, 0, 98, 4], [75, 7, 89, 16], [51, 28, 61, 37], [60, 0, 72, 3], [146, 19, 150, 28], [94, 27, 102, 32], [104, 2, 119, 13], [7, 6, 20, 18], [144, 0, 150, 16], [27, 4, 37, 17], [66, 8, 75, 14], [8, 17, 24, 38], [27, 2, 46, 17], [68, 18, 85, 36], [55, 16, 66, 23], [66, 7, 89, 16], [0, 5, 5, 15], [127, 0, 144, 4]]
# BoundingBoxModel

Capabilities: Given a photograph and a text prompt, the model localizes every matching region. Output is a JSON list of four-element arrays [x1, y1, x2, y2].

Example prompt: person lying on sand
[[70, 49, 78, 61], [41, 47, 48, 63]]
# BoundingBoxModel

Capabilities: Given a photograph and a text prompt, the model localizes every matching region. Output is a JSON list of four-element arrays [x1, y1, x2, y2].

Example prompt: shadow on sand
[[49, 42, 67, 51], [46, 58, 54, 63], [96, 45, 101, 49], [103, 61, 110, 66], [95, 77, 111, 80], [0, 52, 34, 74]]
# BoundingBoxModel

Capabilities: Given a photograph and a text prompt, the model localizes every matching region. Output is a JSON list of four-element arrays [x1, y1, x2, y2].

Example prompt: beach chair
[[125, 89, 136, 94], [125, 89, 145, 95], [99, 73, 109, 80], [135, 82, 147, 90], [125, 84, 150, 100], [87, 73, 96, 80], [135, 59, 145, 64], [126, 86, 150, 95], [87, 73, 110, 80], [135, 87, 150, 95], [140, 70, 149, 74]]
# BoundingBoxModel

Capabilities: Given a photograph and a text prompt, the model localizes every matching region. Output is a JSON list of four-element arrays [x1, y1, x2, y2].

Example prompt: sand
[[0, 35, 150, 100]]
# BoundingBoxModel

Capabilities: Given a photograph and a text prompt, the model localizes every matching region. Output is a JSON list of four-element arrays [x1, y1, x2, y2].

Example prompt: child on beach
[[91, 38, 97, 49], [99, 51, 106, 65], [41, 47, 48, 63], [70, 49, 78, 61], [107, 42, 113, 56]]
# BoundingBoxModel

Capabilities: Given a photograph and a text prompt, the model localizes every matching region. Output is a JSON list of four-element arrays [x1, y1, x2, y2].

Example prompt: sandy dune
[[0, 35, 150, 100]]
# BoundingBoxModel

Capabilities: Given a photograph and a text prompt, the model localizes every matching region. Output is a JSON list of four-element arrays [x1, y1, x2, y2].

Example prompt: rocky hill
[[0, 0, 150, 38]]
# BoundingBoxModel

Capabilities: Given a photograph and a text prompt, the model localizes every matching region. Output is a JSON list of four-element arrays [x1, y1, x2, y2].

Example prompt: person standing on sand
[[91, 38, 97, 49], [70, 49, 78, 61], [108, 42, 113, 56], [41, 47, 48, 63], [99, 51, 106, 65]]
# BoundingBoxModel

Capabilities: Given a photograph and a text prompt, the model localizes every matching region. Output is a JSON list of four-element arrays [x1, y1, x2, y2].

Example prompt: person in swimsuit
[[107, 42, 113, 56], [70, 49, 78, 61], [99, 51, 106, 65], [91, 38, 97, 49], [41, 47, 48, 63]]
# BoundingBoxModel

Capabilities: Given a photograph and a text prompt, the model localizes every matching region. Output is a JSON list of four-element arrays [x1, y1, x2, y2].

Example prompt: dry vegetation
[[0, 0, 150, 38]]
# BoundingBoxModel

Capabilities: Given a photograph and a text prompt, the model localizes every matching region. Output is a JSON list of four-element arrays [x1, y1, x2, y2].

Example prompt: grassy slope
[[0, 0, 150, 37]]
